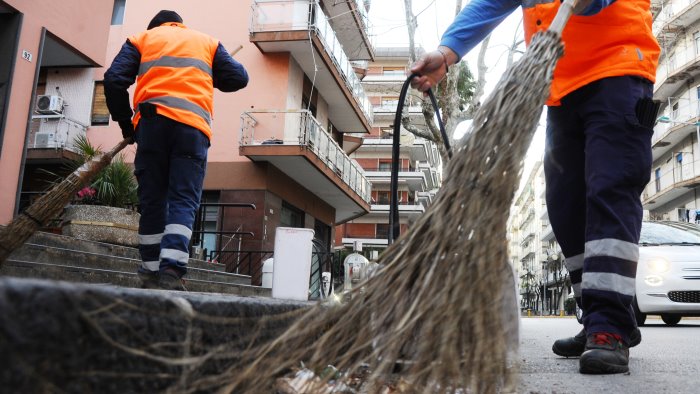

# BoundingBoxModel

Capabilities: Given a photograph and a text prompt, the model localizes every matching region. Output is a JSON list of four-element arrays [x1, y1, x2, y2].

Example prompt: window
[[672, 101, 679, 120], [695, 32, 700, 56], [376, 224, 389, 239], [111, 0, 126, 25], [376, 191, 390, 204], [91, 81, 109, 126], [655, 168, 661, 193], [281, 201, 304, 228], [378, 161, 392, 171]]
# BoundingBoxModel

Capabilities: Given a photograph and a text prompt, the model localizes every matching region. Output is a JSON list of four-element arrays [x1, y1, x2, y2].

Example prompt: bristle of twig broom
[[0, 139, 131, 265], [174, 29, 565, 394]]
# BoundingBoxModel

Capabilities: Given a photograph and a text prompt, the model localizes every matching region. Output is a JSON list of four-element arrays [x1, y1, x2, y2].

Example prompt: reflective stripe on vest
[[129, 23, 218, 137], [138, 56, 213, 78], [136, 96, 212, 126]]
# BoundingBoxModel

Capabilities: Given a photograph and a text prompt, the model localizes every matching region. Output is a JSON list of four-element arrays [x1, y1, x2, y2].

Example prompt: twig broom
[[186, 3, 578, 393], [0, 139, 132, 264]]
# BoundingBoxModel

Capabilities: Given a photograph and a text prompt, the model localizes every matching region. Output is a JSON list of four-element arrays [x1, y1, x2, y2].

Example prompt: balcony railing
[[240, 109, 371, 203], [250, 0, 373, 125], [644, 155, 700, 202], [652, 0, 699, 36], [29, 115, 88, 152], [652, 97, 700, 146]]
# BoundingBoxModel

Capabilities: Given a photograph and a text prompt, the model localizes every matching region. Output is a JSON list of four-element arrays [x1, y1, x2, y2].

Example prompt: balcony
[[653, 0, 700, 46], [240, 110, 371, 222], [365, 201, 426, 219], [643, 156, 700, 209], [27, 115, 87, 162], [360, 137, 430, 162], [652, 101, 700, 161], [362, 166, 427, 191], [542, 224, 555, 242], [249, 0, 373, 133], [654, 12, 700, 98], [417, 162, 439, 190], [319, 0, 375, 60]]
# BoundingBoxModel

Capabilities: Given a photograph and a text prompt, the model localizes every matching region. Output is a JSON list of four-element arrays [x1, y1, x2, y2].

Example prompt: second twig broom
[[173, 2, 578, 393], [0, 139, 132, 264]]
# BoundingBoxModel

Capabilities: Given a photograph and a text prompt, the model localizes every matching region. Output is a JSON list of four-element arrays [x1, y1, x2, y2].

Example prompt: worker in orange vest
[[411, 0, 659, 375], [104, 10, 249, 291]]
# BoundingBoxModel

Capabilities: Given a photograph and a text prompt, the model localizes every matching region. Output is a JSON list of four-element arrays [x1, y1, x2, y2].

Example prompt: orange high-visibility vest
[[129, 22, 219, 138], [522, 0, 660, 106]]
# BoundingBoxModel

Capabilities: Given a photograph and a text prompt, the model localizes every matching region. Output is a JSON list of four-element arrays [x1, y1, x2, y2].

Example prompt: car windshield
[[640, 222, 700, 245]]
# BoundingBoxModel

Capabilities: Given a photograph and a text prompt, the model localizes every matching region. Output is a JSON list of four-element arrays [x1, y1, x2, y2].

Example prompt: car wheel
[[633, 297, 646, 327], [661, 314, 682, 326]]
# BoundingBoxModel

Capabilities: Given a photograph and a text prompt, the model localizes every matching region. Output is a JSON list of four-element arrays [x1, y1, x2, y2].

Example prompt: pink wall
[[0, 0, 112, 224], [87, 0, 292, 164]]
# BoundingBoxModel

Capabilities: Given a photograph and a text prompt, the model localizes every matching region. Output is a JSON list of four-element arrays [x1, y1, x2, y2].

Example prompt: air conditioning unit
[[36, 95, 64, 114], [34, 132, 57, 148]]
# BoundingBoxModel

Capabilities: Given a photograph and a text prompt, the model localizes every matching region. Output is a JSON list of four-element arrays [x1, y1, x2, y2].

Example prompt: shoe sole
[[552, 343, 584, 358], [579, 358, 629, 374]]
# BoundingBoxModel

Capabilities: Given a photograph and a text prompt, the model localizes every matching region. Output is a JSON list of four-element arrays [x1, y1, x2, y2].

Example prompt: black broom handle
[[389, 74, 451, 244]]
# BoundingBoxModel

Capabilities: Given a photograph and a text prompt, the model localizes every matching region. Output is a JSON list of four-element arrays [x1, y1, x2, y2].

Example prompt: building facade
[[0, 0, 113, 224], [511, 161, 568, 315], [1, 0, 376, 273], [644, 0, 700, 222], [334, 47, 442, 255]]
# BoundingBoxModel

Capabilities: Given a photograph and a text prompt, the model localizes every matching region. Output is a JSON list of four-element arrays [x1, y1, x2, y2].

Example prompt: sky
[[368, 0, 547, 186]]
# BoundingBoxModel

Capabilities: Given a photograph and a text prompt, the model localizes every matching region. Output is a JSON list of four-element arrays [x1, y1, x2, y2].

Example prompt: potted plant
[[59, 135, 140, 246]]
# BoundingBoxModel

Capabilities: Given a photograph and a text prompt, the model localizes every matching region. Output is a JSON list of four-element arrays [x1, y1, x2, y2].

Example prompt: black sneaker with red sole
[[552, 327, 641, 358], [579, 332, 629, 374]]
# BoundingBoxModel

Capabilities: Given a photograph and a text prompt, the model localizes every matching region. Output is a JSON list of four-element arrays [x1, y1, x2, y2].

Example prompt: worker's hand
[[410, 46, 457, 94], [118, 120, 135, 144]]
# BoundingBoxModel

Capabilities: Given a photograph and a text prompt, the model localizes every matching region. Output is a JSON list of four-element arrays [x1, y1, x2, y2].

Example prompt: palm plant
[[55, 135, 138, 209]]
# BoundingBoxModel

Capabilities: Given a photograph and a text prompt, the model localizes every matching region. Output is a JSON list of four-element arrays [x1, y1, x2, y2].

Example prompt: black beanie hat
[[147, 10, 183, 30]]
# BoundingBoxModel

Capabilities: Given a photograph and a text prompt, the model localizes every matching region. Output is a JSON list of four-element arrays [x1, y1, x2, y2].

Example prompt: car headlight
[[647, 258, 670, 274]]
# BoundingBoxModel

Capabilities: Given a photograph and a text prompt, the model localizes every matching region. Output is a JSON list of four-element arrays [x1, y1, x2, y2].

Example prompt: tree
[[400, 0, 525, 163]]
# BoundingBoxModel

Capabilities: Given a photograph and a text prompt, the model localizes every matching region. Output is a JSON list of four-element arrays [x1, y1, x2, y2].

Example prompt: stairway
[[1, 231, 271, 297]]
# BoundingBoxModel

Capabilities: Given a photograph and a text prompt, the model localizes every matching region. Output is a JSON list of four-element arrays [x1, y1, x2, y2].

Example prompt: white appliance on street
[[271, 227, 315, 301]]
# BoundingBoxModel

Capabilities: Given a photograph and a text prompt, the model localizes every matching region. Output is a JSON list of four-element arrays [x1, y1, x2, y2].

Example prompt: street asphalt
[[518, 316, 700, 393]]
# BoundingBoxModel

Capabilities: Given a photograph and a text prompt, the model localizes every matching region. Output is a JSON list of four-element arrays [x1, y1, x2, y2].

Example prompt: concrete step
[[24, 230, 228, 272], [0, 277, 304, 393], [7, 242, 250, 286], [1, 260, 270, 297]]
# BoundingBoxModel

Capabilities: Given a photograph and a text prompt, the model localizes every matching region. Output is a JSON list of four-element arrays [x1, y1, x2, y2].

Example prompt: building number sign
[[22, 50, 33, 62]]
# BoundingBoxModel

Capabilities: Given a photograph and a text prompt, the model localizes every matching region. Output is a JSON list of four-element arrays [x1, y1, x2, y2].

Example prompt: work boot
[[137, 268, 159, 289], [579, 332, 629, 374], [552, 327, 641, 358], [158, 267, 187, 291]]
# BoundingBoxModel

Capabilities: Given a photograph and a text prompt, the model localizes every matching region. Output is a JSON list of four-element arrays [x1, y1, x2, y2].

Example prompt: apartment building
[[1, 1, 375, 267], [334, 47, 442, 254], [644, 0, 700, 222], [511, 161, 568, 314], [0, 0, 113, 224]]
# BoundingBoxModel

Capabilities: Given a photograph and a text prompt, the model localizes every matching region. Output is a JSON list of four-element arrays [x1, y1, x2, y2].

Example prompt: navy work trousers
[[544, 76, 653, 343], [134, 115, 209, 275]]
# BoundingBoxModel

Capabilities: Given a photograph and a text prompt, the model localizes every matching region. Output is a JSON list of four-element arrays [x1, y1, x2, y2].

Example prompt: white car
[[634, 221, 700, 326]]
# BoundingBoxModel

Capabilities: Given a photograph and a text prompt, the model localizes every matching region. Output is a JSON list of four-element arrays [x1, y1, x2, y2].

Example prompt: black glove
[[118, 120, 135, 143]]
